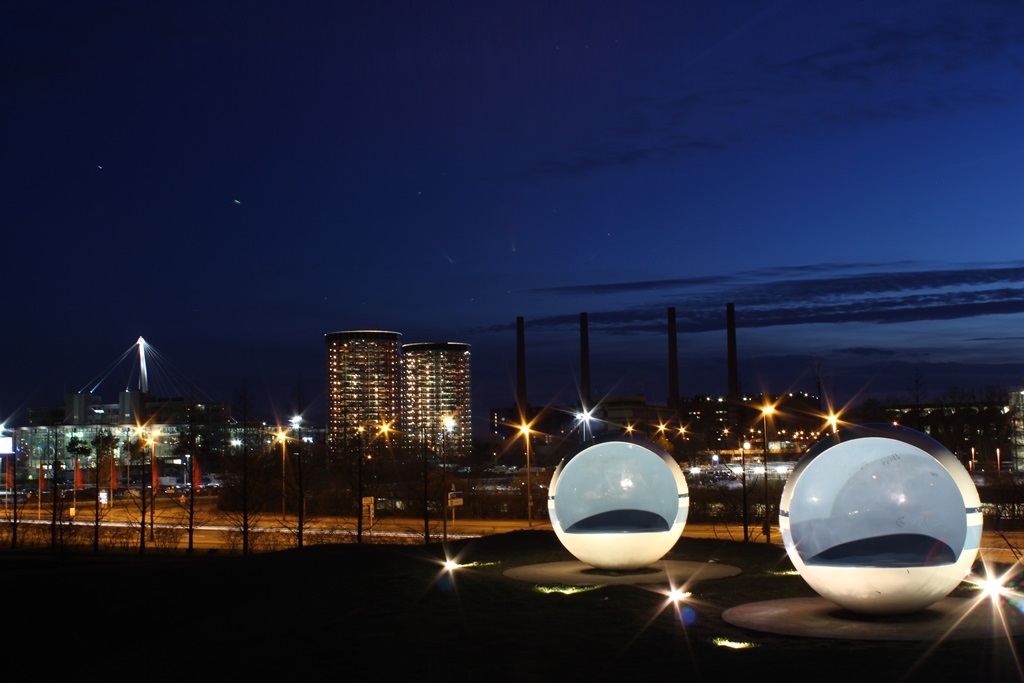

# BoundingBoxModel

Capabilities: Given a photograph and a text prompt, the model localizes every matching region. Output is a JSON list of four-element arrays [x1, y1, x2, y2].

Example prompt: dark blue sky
[[4, 1, 1024, 430]]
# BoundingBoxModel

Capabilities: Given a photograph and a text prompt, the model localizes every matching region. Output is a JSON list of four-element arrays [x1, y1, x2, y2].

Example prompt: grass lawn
[[5, 530, 1022, 681]]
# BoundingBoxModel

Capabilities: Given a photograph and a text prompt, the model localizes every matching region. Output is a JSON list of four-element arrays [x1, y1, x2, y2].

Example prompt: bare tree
[[218, 382, 271, 555], [89, 430, 119, 551], [121, 434, 149, 553]]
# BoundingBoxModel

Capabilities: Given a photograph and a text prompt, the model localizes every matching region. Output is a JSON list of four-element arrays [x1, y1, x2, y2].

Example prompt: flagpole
[[10, 450, 17, 549], [72, 457, 78, 521]]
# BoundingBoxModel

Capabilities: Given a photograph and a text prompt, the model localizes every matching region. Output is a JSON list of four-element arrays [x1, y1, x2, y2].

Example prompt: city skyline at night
[[4, 3, 1024, 429]]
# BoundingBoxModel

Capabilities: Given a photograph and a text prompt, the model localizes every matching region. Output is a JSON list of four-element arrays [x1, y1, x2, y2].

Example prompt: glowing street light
[[442, 416, 455, 542], [146, 429, 160, 542], [276, 429, 288, 516], [762, 403, 775, 544], [519, 422, 532, 527], [741, 438, 750, 542], [356, 426, 366, 543], [576, 409, 593, 444], [656, 422, 667, 440]]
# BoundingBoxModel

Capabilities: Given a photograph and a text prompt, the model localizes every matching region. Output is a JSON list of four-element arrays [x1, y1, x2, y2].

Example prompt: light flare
[[712, 637, 759, 650], [906, 560, 1024, 679], [534, 584, 603, 595]]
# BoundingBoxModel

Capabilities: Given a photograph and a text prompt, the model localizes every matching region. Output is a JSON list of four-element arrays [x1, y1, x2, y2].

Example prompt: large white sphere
[[779, 423, 982, 615], [547, 435, 689, 571]]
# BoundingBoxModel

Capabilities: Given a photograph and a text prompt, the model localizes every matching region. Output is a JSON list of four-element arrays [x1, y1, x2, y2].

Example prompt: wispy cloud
[[534, 3, 1024, 177], [495, 262, 1024, 337]]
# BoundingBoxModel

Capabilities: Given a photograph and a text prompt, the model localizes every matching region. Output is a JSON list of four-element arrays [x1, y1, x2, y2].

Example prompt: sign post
[[362, 496, 374, 537], [447, 491, 463, 530]]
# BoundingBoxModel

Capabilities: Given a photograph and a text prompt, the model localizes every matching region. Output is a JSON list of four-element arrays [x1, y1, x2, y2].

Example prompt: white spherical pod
[[547, 435, 689, 571], [779, 423, 982, 615]]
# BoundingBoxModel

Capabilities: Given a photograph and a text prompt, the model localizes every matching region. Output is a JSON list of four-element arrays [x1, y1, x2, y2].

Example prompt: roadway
[[3, 497, 1022, 564]]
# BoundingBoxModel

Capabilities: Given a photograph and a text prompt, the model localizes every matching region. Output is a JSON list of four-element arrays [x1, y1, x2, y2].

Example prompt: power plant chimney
[[580, 312, 591, 409], [516, 316, 528, 418], [667, 307, 679, 409], [726, 302, 740, 399]]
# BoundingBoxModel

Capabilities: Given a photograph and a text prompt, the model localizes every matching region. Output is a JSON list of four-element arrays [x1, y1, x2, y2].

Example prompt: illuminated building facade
[[403, 342, 472, 459], [14, 391, 236, 490], [325, 330, 404, 454]]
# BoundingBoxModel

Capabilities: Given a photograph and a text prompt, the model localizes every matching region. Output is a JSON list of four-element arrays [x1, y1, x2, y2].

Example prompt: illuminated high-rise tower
[[325, 330, 403, 454], [402, 341, 472, 460]]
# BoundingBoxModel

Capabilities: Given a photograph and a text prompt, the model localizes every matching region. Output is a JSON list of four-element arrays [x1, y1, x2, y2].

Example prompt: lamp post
[[276, 429, 287, 516], [421, 427, 430, 544], [519, 423, 532, 527], [741, 439, 750, 542], [576, 409, 592, 444], [356, 426, 365, 543], [379, 421, 391, 454], [290, 414, 303, 521], [442, 416, 454, 542], [762, 404, 775, 544], [10, 445, 17, 549], [148, 430, 159, 542], [185, 452, 193, 553]]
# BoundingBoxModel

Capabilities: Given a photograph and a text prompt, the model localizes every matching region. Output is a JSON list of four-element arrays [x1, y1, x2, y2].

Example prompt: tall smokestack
[[580, 312, 591, 409], [516, 316, 528, 418], [727, 303, 740, 399], [667, 307, 679, 409]]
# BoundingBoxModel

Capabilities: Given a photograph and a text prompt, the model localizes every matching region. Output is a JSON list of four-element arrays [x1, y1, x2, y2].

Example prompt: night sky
[[4, 2, 1024, 431]]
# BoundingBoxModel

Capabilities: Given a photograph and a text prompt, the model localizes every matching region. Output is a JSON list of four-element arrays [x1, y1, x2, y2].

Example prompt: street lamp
[[519, 422, 532, 527], [421, 427, 430, 544], [741, 439, 750, 542], [356, 426, 366, 543], [379, 421, 391, 459], [147, 429, 160, 542], [762, 403, 775, 544], [442, 416, 455, 542], [276, 429, 287, 516], [184, 452, 194, 552], [576, 409, 593, 444]]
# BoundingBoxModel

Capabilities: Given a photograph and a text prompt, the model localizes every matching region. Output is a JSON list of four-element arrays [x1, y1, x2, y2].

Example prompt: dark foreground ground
[[5, 530, 1023, 682]]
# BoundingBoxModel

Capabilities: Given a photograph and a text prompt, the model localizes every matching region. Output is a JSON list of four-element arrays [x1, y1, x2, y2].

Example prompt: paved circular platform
[[504, 559, 741, 585], [722, 596, 1024, 641]]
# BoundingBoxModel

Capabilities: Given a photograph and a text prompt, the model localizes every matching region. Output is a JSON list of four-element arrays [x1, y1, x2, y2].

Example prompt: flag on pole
[[191, 456, 202, 489], [110, 457, 118, 491], [74, 457, 84, 490], [38, 463, 44, 494], [151, 454, 159, 490], [5, 457, 11, 492]]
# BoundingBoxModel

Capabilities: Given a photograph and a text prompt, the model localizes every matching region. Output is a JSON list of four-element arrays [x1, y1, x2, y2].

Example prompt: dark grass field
[[5, 530, 1022, 681]]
